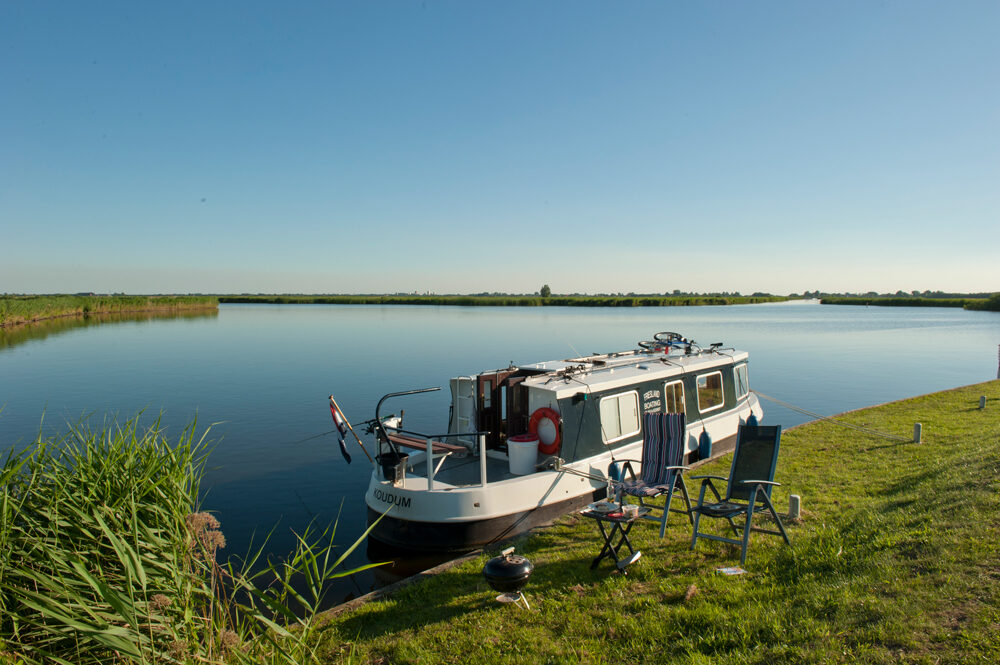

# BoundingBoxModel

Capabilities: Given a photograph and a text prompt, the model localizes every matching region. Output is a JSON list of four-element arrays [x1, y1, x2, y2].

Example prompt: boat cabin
[[365, 334, 760, 552]]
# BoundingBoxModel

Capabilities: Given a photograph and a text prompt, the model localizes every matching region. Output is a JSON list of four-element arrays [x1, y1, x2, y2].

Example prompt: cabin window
[[664, 380, 685, 414], [697, 372, 724, 413], [599, 391, 640, 444], [735, 364, 749, 399]]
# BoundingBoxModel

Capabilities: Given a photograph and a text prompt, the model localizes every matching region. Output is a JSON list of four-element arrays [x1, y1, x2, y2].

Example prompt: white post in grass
[[788, 494, 801, 520], [913, 423, 922, 443], [980, 396, 987, 410]]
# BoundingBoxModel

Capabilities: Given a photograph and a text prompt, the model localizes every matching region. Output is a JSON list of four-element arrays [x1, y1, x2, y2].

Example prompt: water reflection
[[0, 309, 219, 351], [366, 539, 462, 588]]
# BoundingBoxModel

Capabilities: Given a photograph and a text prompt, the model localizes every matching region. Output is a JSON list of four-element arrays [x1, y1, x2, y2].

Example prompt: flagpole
[[329, 395, 374, 464]]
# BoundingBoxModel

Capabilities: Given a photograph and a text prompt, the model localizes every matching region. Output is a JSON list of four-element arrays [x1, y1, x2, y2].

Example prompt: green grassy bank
[[0, 295, 219, 327], [315, 380, 1000, 664], [821, 295, 999, 311], [219, 294, 789, 307]]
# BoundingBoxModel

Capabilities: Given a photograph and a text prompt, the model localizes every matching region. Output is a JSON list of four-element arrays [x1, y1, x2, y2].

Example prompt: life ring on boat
[[529, 407, 562, 455]]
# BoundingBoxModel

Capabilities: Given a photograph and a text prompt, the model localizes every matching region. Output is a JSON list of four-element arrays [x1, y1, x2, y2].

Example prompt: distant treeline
[[0, 294, 218, 327], [218, 294, 790, 307], [821, 295, 999, 311]]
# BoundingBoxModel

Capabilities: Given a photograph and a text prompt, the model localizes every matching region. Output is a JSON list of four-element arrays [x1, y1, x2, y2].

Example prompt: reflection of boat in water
[[365, 538, 460, 587], [363, 332, 762, 553]]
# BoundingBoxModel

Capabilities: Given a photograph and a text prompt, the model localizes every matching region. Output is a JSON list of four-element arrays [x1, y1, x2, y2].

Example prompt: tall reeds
[[0, 417, 380, 664], [0, 295, 218, 327]]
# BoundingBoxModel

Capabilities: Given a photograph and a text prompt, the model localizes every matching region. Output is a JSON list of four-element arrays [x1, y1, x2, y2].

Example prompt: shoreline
[[0, 295, 219, 328], [0, 304, 219, 329], [219, 294, 791, 307]]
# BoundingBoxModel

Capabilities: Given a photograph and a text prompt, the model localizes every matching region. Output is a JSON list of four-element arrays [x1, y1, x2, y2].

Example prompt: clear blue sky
[[2, 1, 997, 295]]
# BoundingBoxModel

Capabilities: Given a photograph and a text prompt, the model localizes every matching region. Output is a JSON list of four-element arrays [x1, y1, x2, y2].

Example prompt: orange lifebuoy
[[529, 407, 562, 455]]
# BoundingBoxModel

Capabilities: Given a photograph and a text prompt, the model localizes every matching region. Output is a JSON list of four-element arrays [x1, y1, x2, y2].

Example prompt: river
[[1, 301, 997, 601]]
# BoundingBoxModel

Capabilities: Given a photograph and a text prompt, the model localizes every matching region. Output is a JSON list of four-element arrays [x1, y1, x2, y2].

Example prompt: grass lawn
[[314, 380, 1000, 664]]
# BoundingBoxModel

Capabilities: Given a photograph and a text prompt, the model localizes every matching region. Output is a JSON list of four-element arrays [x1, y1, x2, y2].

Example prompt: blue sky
[[2, 1, 997, 295]]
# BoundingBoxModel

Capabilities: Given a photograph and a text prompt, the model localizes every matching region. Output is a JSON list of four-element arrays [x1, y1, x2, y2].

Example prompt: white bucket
[[508, 435, 539, 475]]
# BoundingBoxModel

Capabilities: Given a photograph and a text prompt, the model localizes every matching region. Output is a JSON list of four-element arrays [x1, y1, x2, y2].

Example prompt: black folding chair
[[689, 424, 790, 564]]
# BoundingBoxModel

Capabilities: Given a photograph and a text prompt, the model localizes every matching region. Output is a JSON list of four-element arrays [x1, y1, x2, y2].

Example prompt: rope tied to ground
[[752, 390, 911, 443]]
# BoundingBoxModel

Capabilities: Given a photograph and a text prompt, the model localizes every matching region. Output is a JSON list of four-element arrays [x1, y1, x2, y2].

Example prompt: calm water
[[1, 302, 997, 599]]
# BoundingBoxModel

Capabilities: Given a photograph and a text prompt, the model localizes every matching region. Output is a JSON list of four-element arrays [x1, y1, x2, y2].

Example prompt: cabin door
[[476, 371, 526, 450], [449, 377, 477, 447]]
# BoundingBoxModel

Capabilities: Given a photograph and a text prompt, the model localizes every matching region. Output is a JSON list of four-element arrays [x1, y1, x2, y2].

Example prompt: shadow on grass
[[330, 545, 648, 641]]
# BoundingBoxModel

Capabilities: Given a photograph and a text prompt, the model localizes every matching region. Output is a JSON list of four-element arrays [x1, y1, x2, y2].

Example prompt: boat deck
[[401, 453, 526, 489], [393, 426, 740, 491]]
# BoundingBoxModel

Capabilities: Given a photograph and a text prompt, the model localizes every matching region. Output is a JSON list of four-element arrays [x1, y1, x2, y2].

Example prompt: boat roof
[[517, 347, 749, 399]]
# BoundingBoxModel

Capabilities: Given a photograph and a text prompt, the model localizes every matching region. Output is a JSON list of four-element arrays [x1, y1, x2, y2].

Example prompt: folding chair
[[612, 412, 692, 538], [690, 424, 790, 565]]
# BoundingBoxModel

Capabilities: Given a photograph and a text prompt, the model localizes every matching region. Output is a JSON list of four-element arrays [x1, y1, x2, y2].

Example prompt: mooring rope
[[554, 462, 608, 484], [282, 429, 337, 446], [751, 390, 911, 443]]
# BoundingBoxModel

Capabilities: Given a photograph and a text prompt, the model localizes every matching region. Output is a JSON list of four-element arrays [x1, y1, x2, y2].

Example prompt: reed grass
[[0, 296, 218, 327], [0, 416, 380, 664], [965, 293, 1000, 312]]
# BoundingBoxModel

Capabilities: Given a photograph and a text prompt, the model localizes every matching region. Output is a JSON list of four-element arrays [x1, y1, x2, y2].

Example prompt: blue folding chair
[[690, 424, 790, 564], [613, 412, 692, 538]]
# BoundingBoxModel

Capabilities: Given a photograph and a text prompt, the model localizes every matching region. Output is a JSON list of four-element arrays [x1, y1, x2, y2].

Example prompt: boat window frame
[[696, 371, 725, 414], [735, 364, 749, 399], [664, 379, 685, 415], [599, 390, 641, 444]]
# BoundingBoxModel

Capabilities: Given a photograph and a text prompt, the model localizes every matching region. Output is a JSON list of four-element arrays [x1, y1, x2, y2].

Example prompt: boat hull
[[365, 428, 741, 553], [367, 487, 603, 553]]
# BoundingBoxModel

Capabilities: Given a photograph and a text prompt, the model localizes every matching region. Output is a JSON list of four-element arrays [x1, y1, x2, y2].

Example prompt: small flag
[[329, 397, 352, 464], [337, 436, 352, 464], [330, 399, 349, 437]]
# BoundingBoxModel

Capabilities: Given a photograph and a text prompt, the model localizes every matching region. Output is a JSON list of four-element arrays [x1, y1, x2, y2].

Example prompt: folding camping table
[[581, 506, 650, 573]]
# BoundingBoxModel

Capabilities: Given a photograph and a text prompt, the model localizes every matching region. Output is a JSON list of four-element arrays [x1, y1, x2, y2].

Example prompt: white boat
[[363, 332, 762, 552]]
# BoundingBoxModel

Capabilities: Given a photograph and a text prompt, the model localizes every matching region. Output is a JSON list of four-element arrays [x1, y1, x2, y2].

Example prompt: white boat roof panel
[[518, 360, 591, 372], [518, 349, 749, 399]]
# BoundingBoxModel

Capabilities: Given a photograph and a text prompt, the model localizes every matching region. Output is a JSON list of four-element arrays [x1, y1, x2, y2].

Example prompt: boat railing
[[375, 386, 492, 490], [382, 428, 489, 490], [375, 387, 443, 459]]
